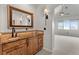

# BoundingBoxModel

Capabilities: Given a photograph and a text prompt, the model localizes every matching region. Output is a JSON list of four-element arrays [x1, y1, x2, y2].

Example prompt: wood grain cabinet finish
[[38, 35, 43, 51], [0, 45, 2, 54], [27, 37, 38, 55], [0, 31, 44, 55], [27, 38, 34, 55], [2, 39, 27, 55]]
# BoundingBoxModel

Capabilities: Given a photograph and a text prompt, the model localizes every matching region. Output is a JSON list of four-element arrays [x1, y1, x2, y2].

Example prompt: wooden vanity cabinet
[[0, 31, 44, 55]]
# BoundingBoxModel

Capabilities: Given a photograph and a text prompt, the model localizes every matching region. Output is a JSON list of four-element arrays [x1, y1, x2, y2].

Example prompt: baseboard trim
[[43, 48, 53, 53]]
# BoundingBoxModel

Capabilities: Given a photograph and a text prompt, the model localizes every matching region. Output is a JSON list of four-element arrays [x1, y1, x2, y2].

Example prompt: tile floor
[[36, 49, 52, 55], [53, 50, 79, 55]]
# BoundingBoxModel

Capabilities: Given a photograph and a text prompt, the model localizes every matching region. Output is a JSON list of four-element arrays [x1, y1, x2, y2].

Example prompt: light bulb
[[60, 13, 64, 16], [44, 8, 48, 15], [60, 12, 64, 16]]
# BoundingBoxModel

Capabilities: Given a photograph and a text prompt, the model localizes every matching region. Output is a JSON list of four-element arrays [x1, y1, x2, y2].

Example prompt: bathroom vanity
[[0, 30, 44, 55]]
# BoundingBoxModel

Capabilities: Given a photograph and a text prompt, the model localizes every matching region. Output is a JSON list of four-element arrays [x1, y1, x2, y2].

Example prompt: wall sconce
[[44, 8, 48, 19], [44, 8, 48, 30]]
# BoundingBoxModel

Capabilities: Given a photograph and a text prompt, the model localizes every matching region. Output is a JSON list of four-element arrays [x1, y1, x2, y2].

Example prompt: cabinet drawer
[[3, 39, 26, 51], [3, 43, 26, 55], [3, 49, 17, 55]]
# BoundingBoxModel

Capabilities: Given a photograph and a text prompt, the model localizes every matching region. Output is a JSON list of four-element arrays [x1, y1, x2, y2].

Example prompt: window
[[64, 20, 70, 30], [57, 20, 78, 30], [58, 22, 64, 29], [70, 21, 78, 30]]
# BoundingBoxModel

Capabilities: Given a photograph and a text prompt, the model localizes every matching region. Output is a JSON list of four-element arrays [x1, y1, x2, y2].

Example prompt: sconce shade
[[44, 8, 48, 19], [44, 8, 48, 26]]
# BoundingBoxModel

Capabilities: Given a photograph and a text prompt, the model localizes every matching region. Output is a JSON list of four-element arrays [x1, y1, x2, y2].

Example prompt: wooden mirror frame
[[8, 5, 33, 28]]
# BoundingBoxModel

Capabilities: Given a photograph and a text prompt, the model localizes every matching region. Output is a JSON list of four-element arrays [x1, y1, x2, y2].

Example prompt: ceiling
[[54, 4, 79, 16], [32, 4, 79, 16], [31, 4, 59, 13]]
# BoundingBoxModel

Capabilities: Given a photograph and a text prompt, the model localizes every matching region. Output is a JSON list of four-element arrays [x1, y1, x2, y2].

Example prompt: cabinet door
[[27, 38, 34, 55], [38, 35, 43, 50], [33, 37, 39, 54]]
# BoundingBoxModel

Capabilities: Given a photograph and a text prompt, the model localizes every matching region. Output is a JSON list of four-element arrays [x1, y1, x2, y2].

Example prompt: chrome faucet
[[12, 27, 15, 37]]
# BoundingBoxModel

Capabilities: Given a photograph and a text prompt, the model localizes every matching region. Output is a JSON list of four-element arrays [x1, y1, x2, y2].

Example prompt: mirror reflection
[[9, 6, 33, 27]]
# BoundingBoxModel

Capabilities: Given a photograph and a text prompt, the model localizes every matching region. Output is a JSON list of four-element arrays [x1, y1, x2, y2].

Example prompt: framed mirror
[[8, 6, 33, 28]]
